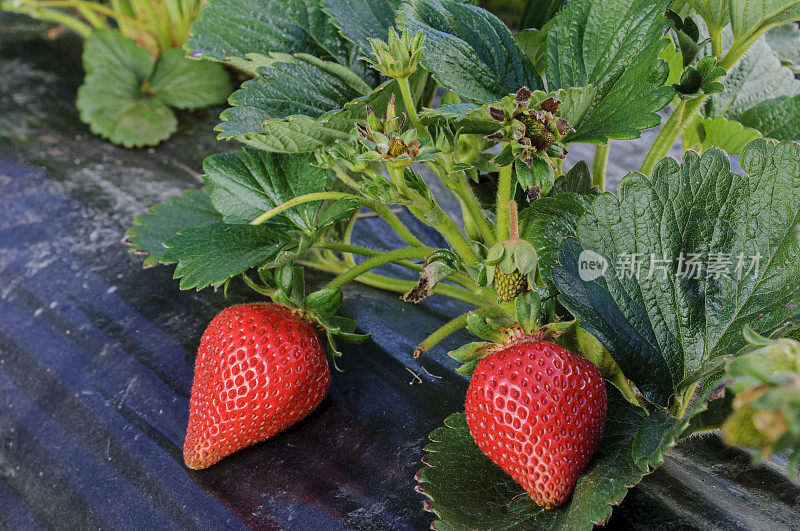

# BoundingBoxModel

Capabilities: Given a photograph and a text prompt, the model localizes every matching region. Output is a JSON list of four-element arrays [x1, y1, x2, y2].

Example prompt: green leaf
[[666, 9, 705, 66], [520, 0, 562, 30], [706, 36, 800, 120], [417, 384, 679, 529], [204, 148, 326, 229], [82, 28, 152, 79], [546, 0, 675, 144], [515, 28, 548, 74], [682, 115, 761, 154], [125, 189, 223, 267], [77, 30, 231, 147], [728, 0, 800, 43], [220, 54, 369, 135], [76, 31, 175, 148], [520, 179, 597, 296], [161, 222, 292, 290], [148, 48, 231, 109], [660, 37, 685, 86], [686, 0, 729, 34], [766, 22, 800, 71], [219, 56, 427, 152], [547, 161, 598, 196], [738, 94, 800, 141], [553, 141, 800, 406], [322, 0, 400, 55], [184, 0, 366, 78], [397, 0, 544, 102], [515, 154, 555, 195], [77, 73, 178, 148]]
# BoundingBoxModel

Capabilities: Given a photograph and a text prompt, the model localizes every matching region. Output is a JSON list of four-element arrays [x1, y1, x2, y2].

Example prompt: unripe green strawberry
[[494, 269, 528, 302], [483, 201, 537, 302], [465, 340, 606, 509], [184, 303, 329, 469], [518, 113, 557, 152]]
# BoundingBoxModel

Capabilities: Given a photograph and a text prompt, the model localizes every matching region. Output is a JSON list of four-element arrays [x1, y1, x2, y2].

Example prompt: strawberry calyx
[[484, 88, 574, 196], [480, 201, 539, 303], [449, 309, 556, 375], [242, 263, 371, 370]]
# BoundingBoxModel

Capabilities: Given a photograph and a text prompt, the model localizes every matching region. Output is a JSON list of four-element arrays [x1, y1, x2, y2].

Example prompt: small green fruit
[[494, 269, 528, 302]]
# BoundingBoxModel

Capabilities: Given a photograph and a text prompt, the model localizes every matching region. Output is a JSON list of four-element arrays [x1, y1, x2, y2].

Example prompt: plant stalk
[[324, 247, 433, 290], [300, 260, 490, 307], [316, 240, 483, 292], [424, 204, 480, 265], [427, 159, 495, 246], [639, 38, 756, 175], [372, 203, 426, 247], [453, 174, 496, 246], [250, 192, 365, 225], [397, 75, 425, 135], [414, 307, 510, 358], [640, 99, 688, 175], [4, 5, 94, 36], [593, 144, 609, 191], [495, 160, 513, 241]]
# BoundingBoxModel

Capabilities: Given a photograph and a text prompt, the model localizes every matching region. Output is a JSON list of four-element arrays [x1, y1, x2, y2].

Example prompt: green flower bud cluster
[[722, 336, 800, 473], [486, 87, 573, 165], [367, 28, 424, 79], [354, 95, 440, 170], [483, 88, 574, 197], [324, 95, 439, 203]]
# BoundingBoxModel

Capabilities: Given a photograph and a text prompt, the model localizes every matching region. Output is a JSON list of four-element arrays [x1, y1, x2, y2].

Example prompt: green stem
[[373, 203, 425, 247], [317, 241, 427, 271], [710, 27, 723, 59], [593, 144, 609, 192], [495, 160, 514, 241], [414, 307, 510, 358], [427, 159, 496, 246], [425, 205, 480, 265], [327, 164, 425, 248], [459, 199, 480, 241], [675, 381, 700, 418], [250, 192, 367, 226], [317, 240, 480, 291], [301, 260, 490, 307], [640, 99, 688, 175], [387, 165, 479, 265], [324, 247, 433, 290], [73, 4, 105, 29], [397, 76, 424, 135], [453, 175, 496, 246], [5, 5, 94, 36], [639, 38, 755, 176]]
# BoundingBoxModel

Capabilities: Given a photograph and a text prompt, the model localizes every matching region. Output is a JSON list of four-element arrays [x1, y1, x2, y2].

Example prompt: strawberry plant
[[1, 0, 232, 146], [125, 0, 800, 527]]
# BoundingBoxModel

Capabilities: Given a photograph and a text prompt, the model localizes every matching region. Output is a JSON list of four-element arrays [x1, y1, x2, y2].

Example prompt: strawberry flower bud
[[355, 111, 440, 170], [367, 27, 425, 79], [721, 336, 800, 471]]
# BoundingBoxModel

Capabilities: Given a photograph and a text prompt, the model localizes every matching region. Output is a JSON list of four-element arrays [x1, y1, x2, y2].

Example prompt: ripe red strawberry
[[184, 303, 329, 470], [465, 340, 606, 508]]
